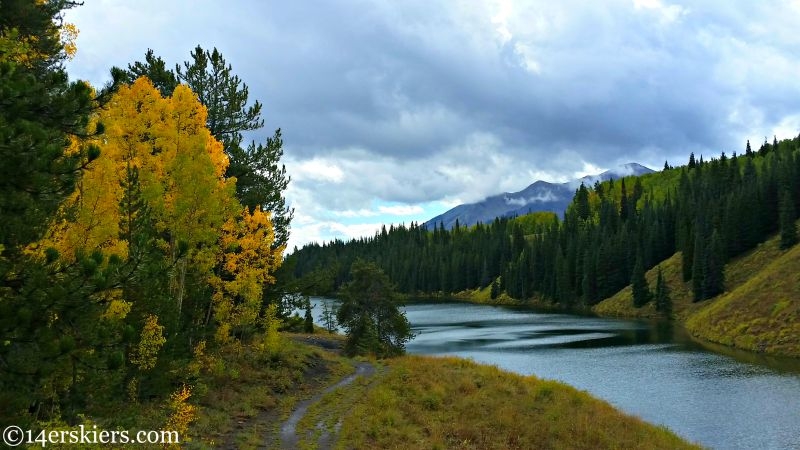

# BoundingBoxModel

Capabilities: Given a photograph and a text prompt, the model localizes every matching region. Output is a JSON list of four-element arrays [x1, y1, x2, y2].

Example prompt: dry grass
[[687, 241, 800, 357], [187, 336, 352, 449], [593, 225, 800, 358], [337, 356, 699, 450], [593, 252, 693, 320]]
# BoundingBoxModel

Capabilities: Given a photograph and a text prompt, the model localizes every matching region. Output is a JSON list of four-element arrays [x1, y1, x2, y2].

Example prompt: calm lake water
[[309, 298, 800, 450]]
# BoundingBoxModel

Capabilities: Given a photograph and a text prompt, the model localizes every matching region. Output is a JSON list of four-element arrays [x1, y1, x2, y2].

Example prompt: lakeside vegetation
[[337, 356, 699, 450]]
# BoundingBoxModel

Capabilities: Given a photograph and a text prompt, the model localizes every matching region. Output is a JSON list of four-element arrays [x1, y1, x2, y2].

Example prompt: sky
[[64, 0, 800, 251]]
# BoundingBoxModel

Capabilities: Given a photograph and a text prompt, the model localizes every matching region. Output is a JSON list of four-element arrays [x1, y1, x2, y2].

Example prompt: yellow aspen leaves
[[164, 385, 197, 444], [210, 208, 284, 342], [29, 76, 282, 345], [130, 314, 166, 371], [60, 23, 78, 60]]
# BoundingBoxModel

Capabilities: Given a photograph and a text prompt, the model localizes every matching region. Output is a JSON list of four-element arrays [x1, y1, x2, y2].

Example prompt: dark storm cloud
[[226, 0, 798, 167], [66, 0, 800, 247], [69, 0, 800, 164]]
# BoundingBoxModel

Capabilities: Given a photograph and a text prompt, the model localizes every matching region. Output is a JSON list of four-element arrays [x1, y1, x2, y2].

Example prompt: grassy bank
[[685, 242, 800, 357], [592, 225, 800, 358], [337, 355, 699, 450]]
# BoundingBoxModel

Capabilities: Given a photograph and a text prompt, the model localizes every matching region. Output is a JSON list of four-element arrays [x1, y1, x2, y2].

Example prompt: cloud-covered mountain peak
[[424, 163, 654, 229]]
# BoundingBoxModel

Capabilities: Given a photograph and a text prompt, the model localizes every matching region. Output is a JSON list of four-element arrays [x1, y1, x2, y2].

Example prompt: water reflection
[[311, 298, 800, 450]]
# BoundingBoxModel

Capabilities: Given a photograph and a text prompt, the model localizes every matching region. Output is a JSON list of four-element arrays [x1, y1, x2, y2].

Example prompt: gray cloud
[[65, 0, 800, 248]]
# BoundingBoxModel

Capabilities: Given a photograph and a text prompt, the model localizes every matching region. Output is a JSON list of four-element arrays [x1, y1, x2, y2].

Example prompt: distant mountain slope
[[424, 163, 654, 229]]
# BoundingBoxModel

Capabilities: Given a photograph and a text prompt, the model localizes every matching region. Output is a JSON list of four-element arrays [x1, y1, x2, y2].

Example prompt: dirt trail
[[279, 362, 375, 449]]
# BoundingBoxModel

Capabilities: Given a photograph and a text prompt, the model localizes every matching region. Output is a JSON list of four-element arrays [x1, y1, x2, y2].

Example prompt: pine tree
[[0, 0, 127, 424], [176, 46, 293, 248], [692, 226, 706, 301], [122, 49, 178, 97], [703, 230, 725, 299], [779, 190, 798, 250], [654, 267, 672, 316], [321, 300, 337, 333], [490, 278, 500, 299], [303, 296, 315, 333], [336, 260, 412, 357], [631, 253, 651, 307], [745, 139, 753, 157]]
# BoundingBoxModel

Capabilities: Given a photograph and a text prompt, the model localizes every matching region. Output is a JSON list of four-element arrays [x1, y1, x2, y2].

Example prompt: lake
[[309, 298, 800, 449]]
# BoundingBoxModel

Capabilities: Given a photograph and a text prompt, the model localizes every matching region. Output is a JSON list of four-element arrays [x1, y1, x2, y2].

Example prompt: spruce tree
[[631, 253, 651, 307], [703, 230, 725, 299], [692, 227, 706, 301], [779, 190, 798, 249], [303, 296, 315, 333], [654, 267, 672, 316], [490, 278, 500, 299]]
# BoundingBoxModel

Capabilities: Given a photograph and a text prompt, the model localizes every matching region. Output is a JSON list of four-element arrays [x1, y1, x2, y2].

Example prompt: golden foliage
[[130, 314, 166, 371], [102, 296, 132, 321], [60, 23, 78, 59], [165, 385, 197, 445], [211, 208, 284, 336]]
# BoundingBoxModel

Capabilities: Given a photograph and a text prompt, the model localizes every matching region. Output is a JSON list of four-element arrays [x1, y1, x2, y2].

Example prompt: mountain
[[423, 163, 654, 229]]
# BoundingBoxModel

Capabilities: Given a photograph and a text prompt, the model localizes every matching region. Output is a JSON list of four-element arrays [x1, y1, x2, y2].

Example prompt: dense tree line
[[289, 137, 800, 309]]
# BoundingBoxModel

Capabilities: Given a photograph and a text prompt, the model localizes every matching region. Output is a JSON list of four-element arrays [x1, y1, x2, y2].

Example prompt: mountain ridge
[[424, 162, 654, 229]]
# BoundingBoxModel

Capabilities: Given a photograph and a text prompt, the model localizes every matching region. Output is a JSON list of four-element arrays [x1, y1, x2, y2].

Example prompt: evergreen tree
[[336, 260, 412, 357], [0, 0, 138, 424], [631, 253, 651, 307], [303, 296, 315, 333], [490, 278, 500, 299], [175, 45, 293, 248], [692, 226, 706, 301], [321, 300, 337, 333], [745, 139, 753, 157], [779, 190, 798, 250], [703, 230, 725, 299], [122, 49, 178, 96], [654, 267, 672, 316]]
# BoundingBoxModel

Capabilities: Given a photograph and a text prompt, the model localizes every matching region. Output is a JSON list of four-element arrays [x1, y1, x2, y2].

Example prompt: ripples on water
[[312, 298, 800, 450]]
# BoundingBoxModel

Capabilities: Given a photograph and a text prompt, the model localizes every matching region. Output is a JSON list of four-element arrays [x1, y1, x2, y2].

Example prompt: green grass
[[337, 356, 700, 450]]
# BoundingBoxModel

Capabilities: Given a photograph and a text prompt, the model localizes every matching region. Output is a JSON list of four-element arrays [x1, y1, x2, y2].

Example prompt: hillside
[[423, 163, 653, 229], [686, 238, 800, 356], [593, 224, 800, 357]]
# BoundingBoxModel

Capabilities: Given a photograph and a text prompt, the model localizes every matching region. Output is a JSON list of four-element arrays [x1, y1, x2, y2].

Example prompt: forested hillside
[[289, 136, 800, 313]]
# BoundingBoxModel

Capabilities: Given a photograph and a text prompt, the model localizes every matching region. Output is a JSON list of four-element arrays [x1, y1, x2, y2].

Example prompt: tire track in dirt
[[280, 362, 375, 449]]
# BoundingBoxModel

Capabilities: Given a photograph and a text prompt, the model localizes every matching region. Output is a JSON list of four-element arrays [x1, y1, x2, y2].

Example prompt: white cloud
[[291, 158, 345, 183], [378, 205, 425, 216], [633, 0, 688, 24]]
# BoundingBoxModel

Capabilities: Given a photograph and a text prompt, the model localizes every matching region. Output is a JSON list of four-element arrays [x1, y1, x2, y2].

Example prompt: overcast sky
[[65, 0, 800, 250]]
